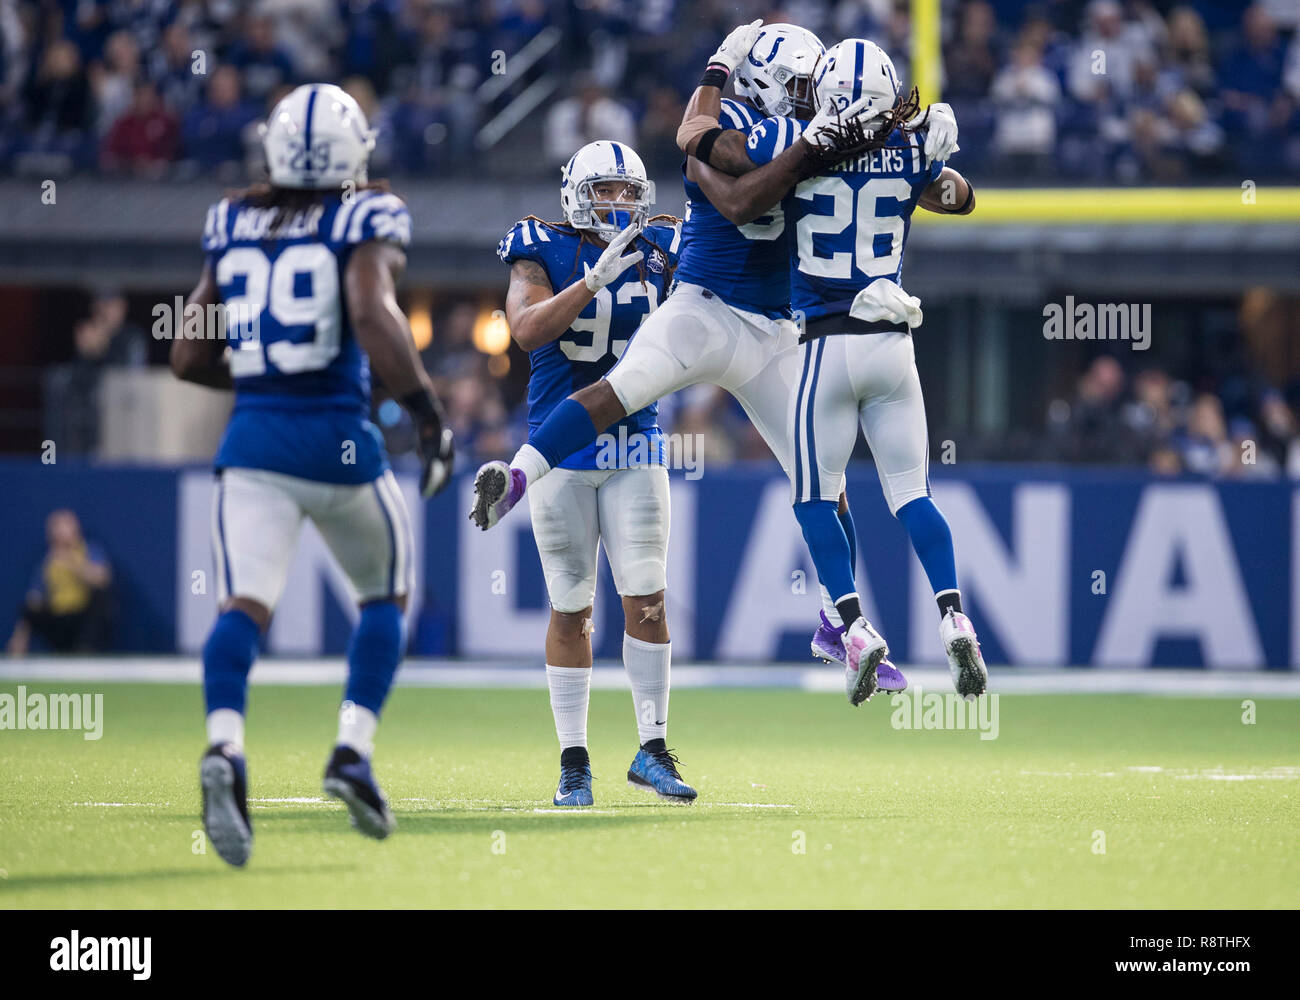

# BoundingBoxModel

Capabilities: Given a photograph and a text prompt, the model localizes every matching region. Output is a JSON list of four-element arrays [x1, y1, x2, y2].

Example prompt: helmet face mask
[[813, 39, 901, 132], [561, 142, 654, 240], [733, 23, 825, 119]]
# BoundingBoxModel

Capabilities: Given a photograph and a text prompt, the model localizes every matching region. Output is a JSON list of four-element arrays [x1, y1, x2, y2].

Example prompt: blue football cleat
[[323, 745, 396, 839], [553, 760, 594, 807], [200, 742, 252, 867], [627, 740, 697, 803]]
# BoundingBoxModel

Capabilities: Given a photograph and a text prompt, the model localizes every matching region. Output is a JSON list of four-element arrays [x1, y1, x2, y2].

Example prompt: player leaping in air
[[498, 140, 695, 806], [172, 84, 455, 867], [688, 39, 989, 704], [471, 21, 907, 694]]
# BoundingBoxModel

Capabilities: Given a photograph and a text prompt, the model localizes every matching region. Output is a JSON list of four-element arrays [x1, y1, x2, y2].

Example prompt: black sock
[[641, 737, 667, 754], [560, 745, 589, 768], [937, 591, 962, 618], [835, 596, 862, 627]]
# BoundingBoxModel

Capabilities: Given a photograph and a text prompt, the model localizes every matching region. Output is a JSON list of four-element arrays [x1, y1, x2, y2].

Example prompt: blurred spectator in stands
[[90, 290, 149, 366], [63, 0, 113, 63], [1122, 367, 1181, 458], [342, 75, 393, 176], [1219, 3, 1291, 173], [638, 85, 688, 171], [1162, 89, 1225, 177], [421, 300, 481, 377], [1068, 0, 1154, 104], [1257, 389, 1299, 471], [43, 288, 148, 454], [544, 74, 635, 164], [0, 0, 25, 110], [20, 38, 92, 171], [1148, 444, 1184, 476], [569, 0, 631, 91], [1221, 3, 1287, 112], [181, 64, 256, 177], [270, 0, 341, 80], [101, 80, 179, 176], [6, 510, 114, 656], [1051, 355, 1143, 463], [410, 5, 480, 119], [227, 13, 297, 104], [1227, 416, 1279, 478], [990, 40, 1061, 176], [90, 29, 141, 135], [1162, 6, 1216, 98], [148, 22, 205, 117], [945, 0, 1000, 102], [1178, 392, 1235, 477], [443, 356, 510, 462]]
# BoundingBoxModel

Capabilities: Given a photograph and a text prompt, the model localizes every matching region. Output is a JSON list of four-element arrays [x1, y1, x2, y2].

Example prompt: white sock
[[337, 700, 378, 758], [624, 634, 671, 744], [546, 665, 591, 749], [820, 584, 842, 627], [206, 708, 245, 751], [511, 443, 551, 489]]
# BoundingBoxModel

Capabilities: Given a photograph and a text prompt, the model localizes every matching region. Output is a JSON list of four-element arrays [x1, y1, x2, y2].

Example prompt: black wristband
[[700, 65, 729, 89], [694, 127, 725, 165], [400, 387, 444, 431]]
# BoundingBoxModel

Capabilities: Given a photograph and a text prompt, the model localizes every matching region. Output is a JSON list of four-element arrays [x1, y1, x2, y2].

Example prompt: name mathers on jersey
[[201, 188, 412, 484], [674, 98, 792, 320], [745, 116, 943, 322], [498, 217, 680, 471]]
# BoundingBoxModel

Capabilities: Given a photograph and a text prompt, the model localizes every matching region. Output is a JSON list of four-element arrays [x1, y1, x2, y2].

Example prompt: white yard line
[[3, 658, 1299, 696]]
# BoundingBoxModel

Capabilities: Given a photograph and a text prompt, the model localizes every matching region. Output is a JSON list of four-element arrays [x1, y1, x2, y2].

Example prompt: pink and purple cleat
[[469, 461, 528, 530], [812, 611, 907, 698]]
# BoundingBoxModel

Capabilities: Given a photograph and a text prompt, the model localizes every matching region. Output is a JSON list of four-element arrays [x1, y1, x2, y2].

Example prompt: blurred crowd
[[2, 0, 1298, 181], [1042, 289, 1300, 478], [1045, 356, 1300, 477]]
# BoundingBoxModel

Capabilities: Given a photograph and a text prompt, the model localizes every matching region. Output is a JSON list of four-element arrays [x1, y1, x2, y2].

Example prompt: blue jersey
[[497, 217, 681, 471], [746, 116, 944, 322], [674, 98, 791, 319], [201, 188, 413, 484]]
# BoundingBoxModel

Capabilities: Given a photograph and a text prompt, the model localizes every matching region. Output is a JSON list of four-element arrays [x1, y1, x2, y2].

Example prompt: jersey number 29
[[216, 244, 342, 377]]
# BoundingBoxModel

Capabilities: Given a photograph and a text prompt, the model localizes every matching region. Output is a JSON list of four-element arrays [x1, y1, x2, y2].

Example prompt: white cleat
[[843, 617, 889, 706], [469, 460, 525, 531], [940, 610, 988, 700]]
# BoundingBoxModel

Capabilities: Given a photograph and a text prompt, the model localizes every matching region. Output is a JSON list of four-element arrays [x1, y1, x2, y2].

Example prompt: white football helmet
[[560, 140, 655, 238], [261, 83, 376, 189], [814, 39, 901, 126], [733, 23, 825, 119]]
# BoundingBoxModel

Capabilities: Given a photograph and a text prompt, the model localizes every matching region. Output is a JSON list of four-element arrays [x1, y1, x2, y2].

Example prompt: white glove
[[923, 102, 959, 165], [800, 95, 875, 148], [708, 19, 763, 74], [583, 223, 644, 293]]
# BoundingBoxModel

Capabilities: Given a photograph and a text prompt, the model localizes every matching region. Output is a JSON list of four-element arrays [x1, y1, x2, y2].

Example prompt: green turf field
[[1, 682, 1297, 908]]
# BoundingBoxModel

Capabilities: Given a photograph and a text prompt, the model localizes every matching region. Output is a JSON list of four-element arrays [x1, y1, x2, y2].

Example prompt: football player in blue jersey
[[689, 39, 989, 705], [470, 22, 909, 692], [497, 140, 695, 806], [171, 84, 454, 866]]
